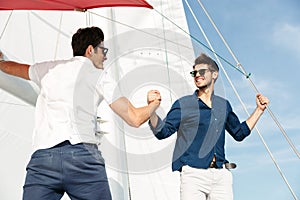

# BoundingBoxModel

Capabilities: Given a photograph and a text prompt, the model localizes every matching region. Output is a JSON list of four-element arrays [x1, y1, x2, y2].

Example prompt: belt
[[209, 161, 237, 169], [209, 156, 237, 169]]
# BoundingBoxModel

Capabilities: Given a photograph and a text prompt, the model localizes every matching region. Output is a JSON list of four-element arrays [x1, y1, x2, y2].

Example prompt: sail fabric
[[0, 0, 153, 10]]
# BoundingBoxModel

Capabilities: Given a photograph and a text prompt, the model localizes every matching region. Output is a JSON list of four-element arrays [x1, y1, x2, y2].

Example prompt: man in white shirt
[[0, 26, 161, 200]]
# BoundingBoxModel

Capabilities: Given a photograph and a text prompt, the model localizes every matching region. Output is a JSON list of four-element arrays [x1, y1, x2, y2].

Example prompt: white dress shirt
[[29, 56, 117, 151]]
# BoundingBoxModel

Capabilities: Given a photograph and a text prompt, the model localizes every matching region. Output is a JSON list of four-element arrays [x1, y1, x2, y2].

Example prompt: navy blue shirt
[[149, 90, 251, 171]]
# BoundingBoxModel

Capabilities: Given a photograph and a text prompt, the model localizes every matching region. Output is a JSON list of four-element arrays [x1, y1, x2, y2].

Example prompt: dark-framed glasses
[[190, 68, 212, 77], [97, 46, 108, 56]]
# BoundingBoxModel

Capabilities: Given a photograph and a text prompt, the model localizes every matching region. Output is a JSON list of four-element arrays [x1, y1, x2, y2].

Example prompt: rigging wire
[[196, 0, 300, 160], [155, 2, 177, 199], [160, 0, 173, 104], [54, 12, 63, 60], [0, 101, 30, 107], [184, 1, 298, 199], [107, 8, 133, 200], [88, 11, 192, 51], [152, 9, 251, 78], [27, 12, 35, 63], [30, 12, 69, 38], [0, 11, 13, 41]]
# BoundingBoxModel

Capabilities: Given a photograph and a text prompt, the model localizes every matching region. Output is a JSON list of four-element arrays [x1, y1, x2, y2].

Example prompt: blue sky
[[182, 0, 300, 199]]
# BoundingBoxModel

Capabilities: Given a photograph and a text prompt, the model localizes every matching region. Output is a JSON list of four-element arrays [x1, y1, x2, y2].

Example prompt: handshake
[[147, 90, 161, 105]]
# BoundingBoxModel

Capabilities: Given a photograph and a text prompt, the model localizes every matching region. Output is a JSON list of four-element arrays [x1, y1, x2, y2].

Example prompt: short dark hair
[[193, 53, 219, 71], [71, 26, 104, 56]]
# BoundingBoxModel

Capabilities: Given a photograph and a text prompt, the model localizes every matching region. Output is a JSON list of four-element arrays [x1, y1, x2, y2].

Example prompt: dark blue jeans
[[23, 141, 112, 200]]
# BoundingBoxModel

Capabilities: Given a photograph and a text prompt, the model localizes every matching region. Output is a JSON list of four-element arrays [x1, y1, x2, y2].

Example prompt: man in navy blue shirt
[[148, 53, 269, 200]]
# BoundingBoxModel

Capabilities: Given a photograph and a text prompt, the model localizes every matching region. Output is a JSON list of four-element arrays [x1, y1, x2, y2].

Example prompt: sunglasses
[[96, 45, 108, 56], [190, 68, 213, 77]]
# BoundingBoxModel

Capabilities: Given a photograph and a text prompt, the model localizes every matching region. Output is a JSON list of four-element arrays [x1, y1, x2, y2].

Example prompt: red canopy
[[0, 0, 153, 11]]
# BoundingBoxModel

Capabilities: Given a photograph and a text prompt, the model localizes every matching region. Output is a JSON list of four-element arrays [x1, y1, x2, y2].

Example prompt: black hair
[[71, 26, 104, 56], [193, 53, 219, 71]]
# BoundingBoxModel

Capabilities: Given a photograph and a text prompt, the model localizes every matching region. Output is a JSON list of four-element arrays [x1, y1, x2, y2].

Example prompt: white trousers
[[180, 165, 233, 200]]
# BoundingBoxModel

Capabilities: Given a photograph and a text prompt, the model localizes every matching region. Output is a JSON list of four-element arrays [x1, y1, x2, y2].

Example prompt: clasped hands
[[147, 90, 161, 105]]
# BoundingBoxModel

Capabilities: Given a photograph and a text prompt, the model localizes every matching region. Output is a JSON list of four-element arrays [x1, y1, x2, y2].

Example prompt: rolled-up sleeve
[[149, 100, 181, 140], [149, 116, 166, 139], [225, 104, 251, 141]]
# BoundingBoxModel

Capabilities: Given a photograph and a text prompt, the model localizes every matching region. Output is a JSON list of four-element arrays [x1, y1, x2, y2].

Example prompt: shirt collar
[[193, 89, 215, 99]]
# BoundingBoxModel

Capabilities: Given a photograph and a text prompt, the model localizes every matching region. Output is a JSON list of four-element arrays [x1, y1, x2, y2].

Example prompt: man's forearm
[[149, 112, 159, 128], [0, 61, 30, 80], [128, 101, 159, 127], [110, 97, 160, 128], [246, 107, 264, 131]]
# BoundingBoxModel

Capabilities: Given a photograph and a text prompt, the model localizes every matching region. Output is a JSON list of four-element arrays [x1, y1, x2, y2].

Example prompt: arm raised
[[246, 93, 269, 130]]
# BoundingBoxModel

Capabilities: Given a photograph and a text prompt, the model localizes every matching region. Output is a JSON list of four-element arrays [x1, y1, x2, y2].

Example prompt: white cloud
[[272, 23, 300, 55]]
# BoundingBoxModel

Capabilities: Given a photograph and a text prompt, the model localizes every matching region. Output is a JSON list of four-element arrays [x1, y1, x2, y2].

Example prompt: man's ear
[[212, 71, 218, 80], [85, 45, 94, 57]]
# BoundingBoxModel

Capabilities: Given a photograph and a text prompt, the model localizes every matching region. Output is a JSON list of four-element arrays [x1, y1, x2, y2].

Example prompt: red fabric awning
[[0, 0, 153, 11]]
